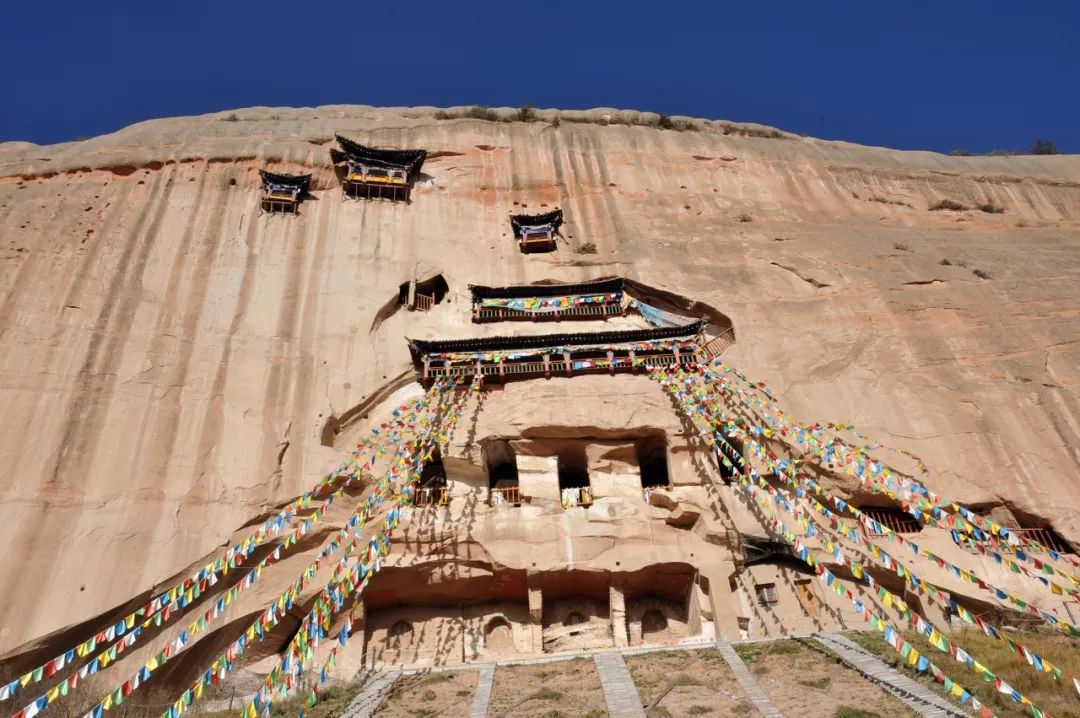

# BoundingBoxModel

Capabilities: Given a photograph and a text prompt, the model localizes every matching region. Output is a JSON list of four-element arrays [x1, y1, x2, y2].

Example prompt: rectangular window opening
[[755, 583, 778, 606]]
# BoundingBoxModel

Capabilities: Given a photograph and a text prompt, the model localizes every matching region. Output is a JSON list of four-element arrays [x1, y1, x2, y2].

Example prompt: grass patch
[[972, 268, 992, 279], [928, 199, 968, 211], [797, 676, 832, 689], [894, 243, 911, 251], [688, 706, 714, 715], [734, 639, 803, 663], [575, 242, 598, 254], [842, 629, 1080, 718], [198, 682, 354, 718], [977, 202, 1005, 214], [737, 213, 754, 223], [834, 708, 881, 718]]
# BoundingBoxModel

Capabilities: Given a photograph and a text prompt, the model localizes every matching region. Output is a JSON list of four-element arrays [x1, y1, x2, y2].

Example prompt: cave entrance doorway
[[641, 609, 669, 642], [400, 274, 449, 312], [638, 434, 669, 502], [557, 443, 592, 508], [716, 436, 747, 485], [415, 446, 448, 507], [484, 439, 521, 506], [484, 617, 515, 655]]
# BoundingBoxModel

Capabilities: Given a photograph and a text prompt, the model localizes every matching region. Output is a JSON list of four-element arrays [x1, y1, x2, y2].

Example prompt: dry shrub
[[928, 199, 968, 211]]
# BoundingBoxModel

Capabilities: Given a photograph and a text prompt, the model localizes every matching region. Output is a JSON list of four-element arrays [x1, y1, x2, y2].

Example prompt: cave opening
[[415, 446, 448, 507], [715, 436, 747, 485], [637, 434, 670, 489], [399, 274, 450, 312], [557, 442, 592, 507], [484, 439, 520, 505]]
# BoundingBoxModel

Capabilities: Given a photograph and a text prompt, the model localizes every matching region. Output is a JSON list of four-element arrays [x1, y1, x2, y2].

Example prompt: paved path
[[814, 633, 967, 718], [594, 651, 647, 718], [340, 671, 398, 718], [469, 663, 495, 718], [716, 643, 785, 718]]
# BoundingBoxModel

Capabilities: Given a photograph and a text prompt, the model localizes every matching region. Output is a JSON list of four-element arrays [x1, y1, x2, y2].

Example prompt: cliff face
[[1, 105, 1079, 657]]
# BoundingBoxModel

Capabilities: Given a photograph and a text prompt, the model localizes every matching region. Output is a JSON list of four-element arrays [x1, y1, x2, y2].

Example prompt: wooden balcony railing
[[413, 487, 448, 507], [414, 293, 434, 312], [474, 303, 622, 322], [702, 327, 736, 358], [424, 350, 700, 382], [489, 485, 522, 506]]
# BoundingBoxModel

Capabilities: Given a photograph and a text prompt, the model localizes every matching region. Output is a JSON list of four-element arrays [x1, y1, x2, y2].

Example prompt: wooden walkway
[[343, 633, 972, 718], [468, 663, 495, 718], [814, 633, 968, 718], [594, 651, 646, 717], [339, 671, 398, 718], [716, 643, 786, 718]]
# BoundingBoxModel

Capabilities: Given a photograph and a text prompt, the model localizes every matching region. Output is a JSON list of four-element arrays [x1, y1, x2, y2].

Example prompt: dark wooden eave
[[329, 135, 427, 176], [407, 320, 705, 358], [469, 277, 623, 301]]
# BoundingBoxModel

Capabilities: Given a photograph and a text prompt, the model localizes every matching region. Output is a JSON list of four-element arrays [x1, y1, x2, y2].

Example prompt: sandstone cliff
[[1, 104, 1078, 673]]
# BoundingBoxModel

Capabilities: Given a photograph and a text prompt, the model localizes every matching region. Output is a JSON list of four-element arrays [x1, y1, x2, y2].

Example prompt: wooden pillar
[[543, 353, 551, 379], [563, 351, 572, 375], [422, 355, 430, 380], [674, 346, 682, 365], [607, 350, 615, 375], [629, 349, 637, 373], [407, 279, 417, 310], [498, 357, 505, 381]]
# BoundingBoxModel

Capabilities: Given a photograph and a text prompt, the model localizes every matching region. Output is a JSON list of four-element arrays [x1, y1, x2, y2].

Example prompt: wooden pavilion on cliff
[[510, 209, 563, 253], [259, 170, 311, 214], [469, 277, 626, 322], [408, 320, 706, 385], [330, 135, 427, 202]]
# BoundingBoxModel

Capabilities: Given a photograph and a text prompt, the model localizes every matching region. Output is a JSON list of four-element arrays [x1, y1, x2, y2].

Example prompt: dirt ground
[[487, 658, 609, 718], [626, 648, 755, 717], [735, 640, 920, 718], [373, 670, 479, 717]]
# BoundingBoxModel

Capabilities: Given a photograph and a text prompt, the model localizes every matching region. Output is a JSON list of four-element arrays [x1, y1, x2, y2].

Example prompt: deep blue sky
[[4, 1, 1077, 153]]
